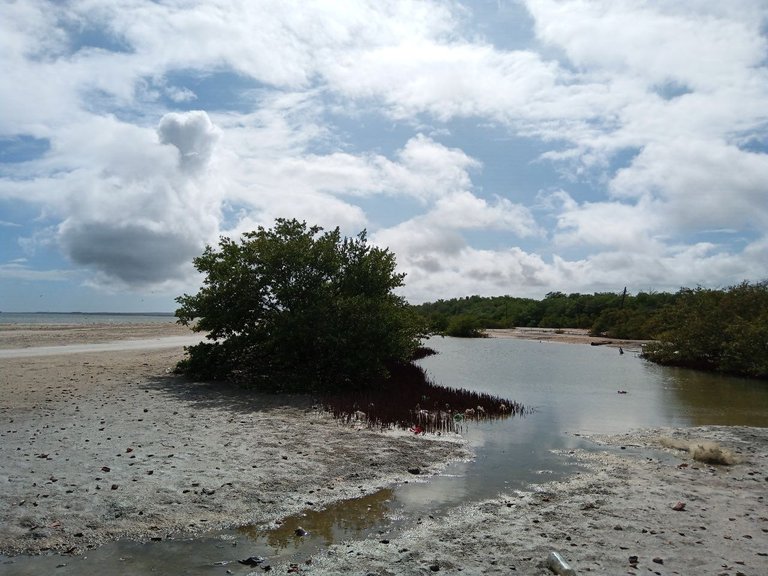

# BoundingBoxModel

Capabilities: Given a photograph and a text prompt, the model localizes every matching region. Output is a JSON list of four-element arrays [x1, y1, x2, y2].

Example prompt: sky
[[1, 0, 767, 312]]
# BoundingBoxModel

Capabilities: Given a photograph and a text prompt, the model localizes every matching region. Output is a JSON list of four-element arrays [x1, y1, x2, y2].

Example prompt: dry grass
[[659, 436, 739, 465]]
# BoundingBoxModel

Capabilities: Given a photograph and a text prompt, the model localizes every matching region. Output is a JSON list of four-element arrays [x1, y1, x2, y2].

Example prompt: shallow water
[[4, 337, 767, 574]]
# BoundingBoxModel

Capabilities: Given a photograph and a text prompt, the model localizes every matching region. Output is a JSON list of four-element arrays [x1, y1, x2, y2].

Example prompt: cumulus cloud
[[50, 111, 222, 288], [158, 111, 220, 173], [59, 221, 202, 284]]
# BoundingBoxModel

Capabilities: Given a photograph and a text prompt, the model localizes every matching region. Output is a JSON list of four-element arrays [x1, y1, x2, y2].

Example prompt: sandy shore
[[486, 327, 650, 353], [0, 323, 468, 556], [1, 323, 766, 575]]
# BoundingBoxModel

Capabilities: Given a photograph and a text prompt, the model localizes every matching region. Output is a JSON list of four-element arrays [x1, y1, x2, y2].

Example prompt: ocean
[[0, 312, 177, 325]]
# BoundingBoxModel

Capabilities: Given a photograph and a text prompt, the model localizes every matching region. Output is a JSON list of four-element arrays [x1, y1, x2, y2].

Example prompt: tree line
[[413, 282, 768, 379]]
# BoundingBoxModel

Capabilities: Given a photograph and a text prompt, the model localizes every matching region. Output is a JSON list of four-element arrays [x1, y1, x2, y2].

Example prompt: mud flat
[[303, 426, 768, 575], [0, 324, 468, 556]]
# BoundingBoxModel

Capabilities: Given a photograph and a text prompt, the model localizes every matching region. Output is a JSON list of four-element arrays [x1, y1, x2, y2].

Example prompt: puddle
[[0, 490, 398, 575]]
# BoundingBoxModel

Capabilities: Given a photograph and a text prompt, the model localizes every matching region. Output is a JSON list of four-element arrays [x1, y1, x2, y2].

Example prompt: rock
[[295, 527, 308, 537], [672, 501, 686, 511], [429, 564, 440, 572], [652, 557, 664, 564], [238, 556, 265, 566], [408, 467, 421, 475]]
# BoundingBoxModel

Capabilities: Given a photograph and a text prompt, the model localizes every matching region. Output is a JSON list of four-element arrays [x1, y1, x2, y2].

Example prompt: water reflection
[[659, 367, 768, 427], [239, 489, 393, 550]]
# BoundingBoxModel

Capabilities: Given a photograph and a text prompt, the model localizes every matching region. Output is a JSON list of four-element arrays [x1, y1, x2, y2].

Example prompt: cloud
[[0, 262, 71, 282], [610, 140, 768, 232], [158, 111, 220, 173], [1, 0, 767, 308], [50, 111, 222, 287], [59, 220, 201, 285]]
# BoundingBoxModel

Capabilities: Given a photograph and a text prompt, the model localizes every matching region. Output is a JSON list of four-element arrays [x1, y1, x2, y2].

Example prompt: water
[[4, 337, 767, 574], [0, 312, 176, 325]]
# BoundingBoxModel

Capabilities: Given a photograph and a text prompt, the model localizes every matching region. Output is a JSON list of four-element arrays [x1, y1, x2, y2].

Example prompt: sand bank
[[486, 327, 650, 353]]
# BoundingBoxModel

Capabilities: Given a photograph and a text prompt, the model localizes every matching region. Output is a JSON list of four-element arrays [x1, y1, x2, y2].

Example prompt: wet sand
[[1, 323, 766, 575], [305, 426, 768, 575], [0, 323, 468, 556]]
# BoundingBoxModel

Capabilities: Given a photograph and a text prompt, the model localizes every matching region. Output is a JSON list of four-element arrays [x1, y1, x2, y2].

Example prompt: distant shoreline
[[0, 313, 178, 327], [485, 327, 650, 353], [0, 311, 174, 316]]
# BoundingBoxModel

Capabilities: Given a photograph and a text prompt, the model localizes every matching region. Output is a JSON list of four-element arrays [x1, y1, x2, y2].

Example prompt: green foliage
[[642, 281, 768, 378], [445, 315, 485, 338], [176, 218, 424, 391], [413, 290, 674, 338]]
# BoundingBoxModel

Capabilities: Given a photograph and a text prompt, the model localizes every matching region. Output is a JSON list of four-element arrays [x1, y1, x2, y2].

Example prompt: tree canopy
[[175, 218, 423, 391], [641, 281, 768, 378]]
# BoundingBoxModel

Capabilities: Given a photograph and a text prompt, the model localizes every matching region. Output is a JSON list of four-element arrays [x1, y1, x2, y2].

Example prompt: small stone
[[672, 501, 686, 511], [408, 467, 421, 475], [429, 564, 440, 572], [111, 484, 118, 490], [652, 557, 664, 564], [295, 527, 308, 537], [238, 556, 265, 567], [101, 466, 110, 472]]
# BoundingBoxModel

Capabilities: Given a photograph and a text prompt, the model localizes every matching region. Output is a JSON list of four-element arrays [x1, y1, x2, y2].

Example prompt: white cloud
[[610, 140, 768, 232], [553, 195, 663, 251], [0, 0, 767, 308], [158, 111, 221, 173], [43, 112, 224, 287], [525, 0, 767, 90], [0, 262, 71, 282]]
